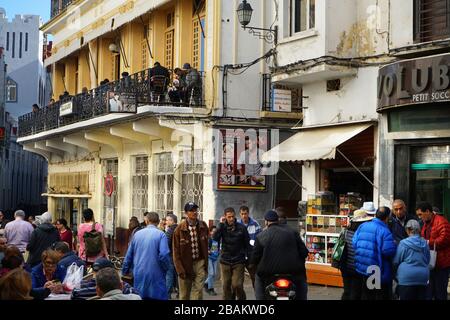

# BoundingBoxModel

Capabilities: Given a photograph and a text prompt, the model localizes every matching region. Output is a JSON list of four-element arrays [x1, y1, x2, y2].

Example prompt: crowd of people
[[28, 61, 203, 115], [336, 200, 450, 300], [0, 198, 449, 301]]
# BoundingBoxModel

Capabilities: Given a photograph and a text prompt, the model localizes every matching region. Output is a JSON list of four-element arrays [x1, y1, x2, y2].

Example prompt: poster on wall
[[271, 88, 292, 112], [107, 91, 137, 113], [217, 129, 270, 192], [104, 207, 115, 236]]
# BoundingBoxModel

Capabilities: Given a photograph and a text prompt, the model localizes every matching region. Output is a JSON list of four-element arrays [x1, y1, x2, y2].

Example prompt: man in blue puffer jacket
[[352, 206, 397, 300], [393, 219, 430, 300]]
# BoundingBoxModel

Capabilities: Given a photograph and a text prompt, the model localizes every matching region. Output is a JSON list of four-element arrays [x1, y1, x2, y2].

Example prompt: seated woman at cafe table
[[31, 249, 66, 299]]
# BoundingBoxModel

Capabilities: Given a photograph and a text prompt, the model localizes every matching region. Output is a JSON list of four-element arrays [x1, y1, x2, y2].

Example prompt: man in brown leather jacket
[[172, 202, 209, 300]]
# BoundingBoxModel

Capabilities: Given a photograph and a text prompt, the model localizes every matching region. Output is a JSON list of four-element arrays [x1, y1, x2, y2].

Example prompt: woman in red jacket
[[55, 219, 73, 251], [416, 202, 450, 300]]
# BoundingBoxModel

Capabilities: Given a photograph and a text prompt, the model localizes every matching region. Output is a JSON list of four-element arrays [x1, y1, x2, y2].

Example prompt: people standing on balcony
[[4, 210, 34, 255], [172, 202, 209, 300], [32, 104, 40, 113], [169, 68, 186, 103], [26, 212, 60, 267], [149, 62, 170, 102], [183, 63, 202, 106], [81, 87, 89, 95], [213, 207, 252, 300]]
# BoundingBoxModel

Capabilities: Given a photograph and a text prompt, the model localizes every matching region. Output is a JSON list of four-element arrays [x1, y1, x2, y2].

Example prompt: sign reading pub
[[377, 53, 450, 112]]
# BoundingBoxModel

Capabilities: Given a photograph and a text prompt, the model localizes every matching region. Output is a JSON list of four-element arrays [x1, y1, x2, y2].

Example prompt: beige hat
[[351, 209, 374, 222]]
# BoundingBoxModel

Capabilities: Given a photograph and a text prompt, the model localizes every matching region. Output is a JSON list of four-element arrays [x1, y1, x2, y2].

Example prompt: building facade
[[0, 47, 47, 216], [0, 8, 50, 118], [17, 0, 303, 254]]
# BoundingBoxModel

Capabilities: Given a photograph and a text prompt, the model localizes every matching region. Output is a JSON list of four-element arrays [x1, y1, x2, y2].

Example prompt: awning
[[41, 193, 92, 199], [261, 123, 374, 163]]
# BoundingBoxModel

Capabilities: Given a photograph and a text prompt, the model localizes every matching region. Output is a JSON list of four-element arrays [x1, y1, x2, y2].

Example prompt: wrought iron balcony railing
[[262, 74, 303, 113], [18, 68, 206, 138]]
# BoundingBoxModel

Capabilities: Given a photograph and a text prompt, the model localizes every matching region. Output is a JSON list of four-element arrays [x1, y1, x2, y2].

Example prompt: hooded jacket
[[393, 235, 430, 286], [352, 218, 397, 284], [26, 223, 60, 267]]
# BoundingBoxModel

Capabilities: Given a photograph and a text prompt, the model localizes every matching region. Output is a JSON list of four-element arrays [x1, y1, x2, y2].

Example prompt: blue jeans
[[166, 257, 175, 296], [205, 258, 219, 290], [427, 267, 450, 300]]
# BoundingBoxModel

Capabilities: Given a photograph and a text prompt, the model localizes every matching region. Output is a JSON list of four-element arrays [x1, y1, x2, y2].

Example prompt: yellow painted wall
[[98, 38, 115, 82], [152, 10, 167, 67], [78, 50, 91, 93], [178, 0, 194, 67], [53, 63, 66, 99], [65, 58, 78, 95]]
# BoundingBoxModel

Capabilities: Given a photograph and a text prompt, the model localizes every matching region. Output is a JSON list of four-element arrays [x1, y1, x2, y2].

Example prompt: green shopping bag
[[331, 229, 347, 269]]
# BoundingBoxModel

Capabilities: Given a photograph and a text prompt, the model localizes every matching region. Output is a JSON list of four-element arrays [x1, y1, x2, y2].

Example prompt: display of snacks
[[305, 215, 350, 234], [307, 192, 336, 215], [339, 192, 364, 216], [305, 215, 350, 265]]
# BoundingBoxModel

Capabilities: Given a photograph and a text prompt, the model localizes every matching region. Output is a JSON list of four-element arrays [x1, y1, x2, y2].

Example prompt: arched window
[[6, 78, 17, 102]]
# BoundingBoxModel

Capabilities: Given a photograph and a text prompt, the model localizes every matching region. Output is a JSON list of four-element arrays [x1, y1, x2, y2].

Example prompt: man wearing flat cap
[[173, 202, 209, 300], [249, 210, 309, 300]]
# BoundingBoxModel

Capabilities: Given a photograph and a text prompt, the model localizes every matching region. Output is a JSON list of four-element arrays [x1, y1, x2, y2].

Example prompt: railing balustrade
[[18, 68, 206, 138]]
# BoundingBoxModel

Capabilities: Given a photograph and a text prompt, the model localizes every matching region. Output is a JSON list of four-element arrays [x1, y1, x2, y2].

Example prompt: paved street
[[172, 275, 343, 300]]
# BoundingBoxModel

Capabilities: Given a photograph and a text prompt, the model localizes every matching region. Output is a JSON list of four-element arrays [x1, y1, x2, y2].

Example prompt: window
[[414, 0, 450, 42], [142, 25, 149, 70], [192, 17, 205, 71], [132, 156, 148, 221], [291, 0, 315, 35], [19, 32, 23, 58], [165, 11, 175, 70], [6, 32, 9, 51], [6, 78, 17, 102], [12, 32, 15, 58], [180, 150, 204, 217], [25, 33, 28, 52], [155, 153, 174, 215]]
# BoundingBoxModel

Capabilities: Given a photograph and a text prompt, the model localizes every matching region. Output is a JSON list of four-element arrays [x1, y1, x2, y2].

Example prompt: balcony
[[18, 68, 206, 138], [260, 74, 303, 120]]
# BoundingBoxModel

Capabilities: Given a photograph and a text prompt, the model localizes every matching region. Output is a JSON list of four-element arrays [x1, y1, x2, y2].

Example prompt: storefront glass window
[[388, 104, 450, 132], [411, 144, 450, 221]]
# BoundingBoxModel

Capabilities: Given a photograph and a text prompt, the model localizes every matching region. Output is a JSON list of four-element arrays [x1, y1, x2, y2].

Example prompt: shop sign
[[104, 207, 114, 237], [378, 54, 450, 112], [60, 100, 75, 116], [104, 174, 115, 196], [271, 89, 292, 112], [107, 91, 137, 113]]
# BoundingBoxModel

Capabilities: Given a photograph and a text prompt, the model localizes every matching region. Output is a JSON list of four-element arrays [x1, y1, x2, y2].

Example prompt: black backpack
[[83, 222, 103, 257]]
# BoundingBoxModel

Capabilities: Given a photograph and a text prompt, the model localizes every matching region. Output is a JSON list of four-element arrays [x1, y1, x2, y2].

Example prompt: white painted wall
[[0, 10, 47, 118], [389, 0, 414, 49]]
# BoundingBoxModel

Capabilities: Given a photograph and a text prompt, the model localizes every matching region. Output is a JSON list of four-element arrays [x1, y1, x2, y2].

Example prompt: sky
[[0, 0, 50, 22]]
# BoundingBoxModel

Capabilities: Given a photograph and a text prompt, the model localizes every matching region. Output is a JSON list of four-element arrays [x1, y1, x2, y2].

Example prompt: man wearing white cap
[[4, 210, 34, 253], [26, 212, 60, 267]]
